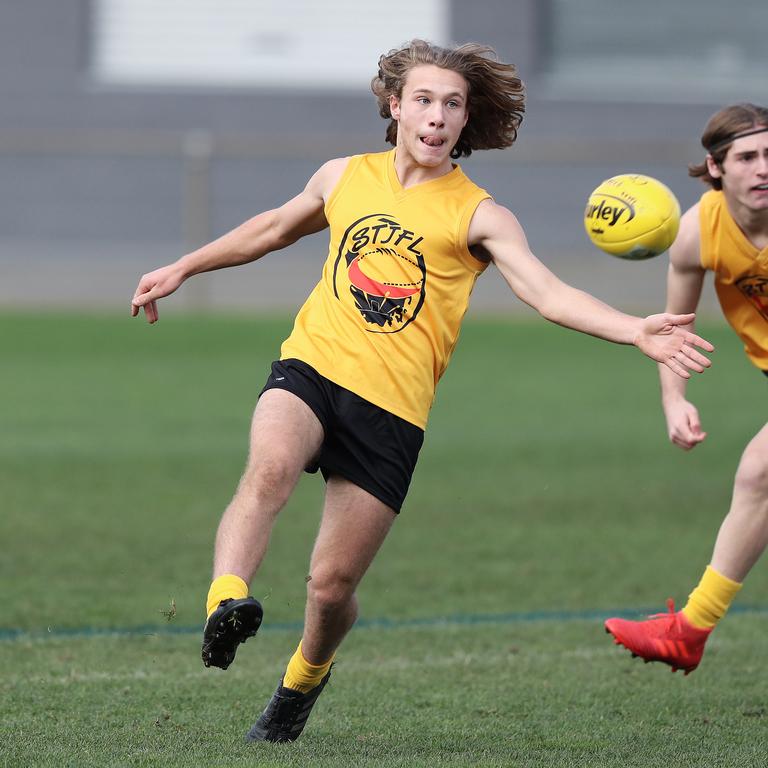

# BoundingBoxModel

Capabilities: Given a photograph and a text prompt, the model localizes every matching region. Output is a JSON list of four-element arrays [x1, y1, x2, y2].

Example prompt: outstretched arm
[[467, 199, 713, 378], [131, 157, 349, 323]]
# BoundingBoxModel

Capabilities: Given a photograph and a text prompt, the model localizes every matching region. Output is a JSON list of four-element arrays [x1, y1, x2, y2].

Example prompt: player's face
[[389, 65, 469, 171], [711, 130, 768, 212]]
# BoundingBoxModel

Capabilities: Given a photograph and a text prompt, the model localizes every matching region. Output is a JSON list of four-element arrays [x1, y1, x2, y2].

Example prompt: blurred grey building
[[1, 0, 765, 313]]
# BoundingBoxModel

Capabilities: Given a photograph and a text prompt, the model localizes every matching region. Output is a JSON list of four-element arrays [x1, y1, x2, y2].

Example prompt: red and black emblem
[[332, 214, 427, 333], [736, 274, 768, 321]]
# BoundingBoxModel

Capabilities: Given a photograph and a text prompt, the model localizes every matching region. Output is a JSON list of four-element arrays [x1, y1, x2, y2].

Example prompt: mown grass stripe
[[2, 603, 766, 643]]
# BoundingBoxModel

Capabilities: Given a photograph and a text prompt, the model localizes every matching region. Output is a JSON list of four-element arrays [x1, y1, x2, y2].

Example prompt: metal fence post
[[181, 131, 213, 311]]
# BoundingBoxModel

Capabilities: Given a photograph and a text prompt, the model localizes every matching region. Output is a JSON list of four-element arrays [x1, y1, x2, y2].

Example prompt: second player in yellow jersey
[[699, 188, 768, 369]]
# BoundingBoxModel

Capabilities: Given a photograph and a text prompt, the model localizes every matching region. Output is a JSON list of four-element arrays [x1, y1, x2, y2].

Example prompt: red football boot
[[605, 599, 713, 675]]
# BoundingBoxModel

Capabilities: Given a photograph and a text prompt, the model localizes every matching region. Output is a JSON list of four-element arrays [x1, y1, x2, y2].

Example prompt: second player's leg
[[212, 388, 325, 582], [605, 422, 768, 674], [710, 422, 768, 582]]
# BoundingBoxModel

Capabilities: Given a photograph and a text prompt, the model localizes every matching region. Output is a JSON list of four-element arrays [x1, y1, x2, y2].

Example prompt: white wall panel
[[541, 0, 767, 102], [92, 0, 449, 89]]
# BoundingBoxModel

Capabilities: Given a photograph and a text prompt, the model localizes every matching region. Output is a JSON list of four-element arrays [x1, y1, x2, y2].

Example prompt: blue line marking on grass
[[2, 604, 767, 643]]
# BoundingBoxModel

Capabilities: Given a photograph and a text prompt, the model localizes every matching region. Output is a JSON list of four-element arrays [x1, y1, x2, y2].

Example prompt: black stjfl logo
[[736, 274, 768, 321], [332, 214, 427, 333]]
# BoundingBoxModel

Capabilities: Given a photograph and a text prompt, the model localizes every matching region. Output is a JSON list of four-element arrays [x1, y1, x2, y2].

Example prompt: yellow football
[[584, 174, 681, 260]]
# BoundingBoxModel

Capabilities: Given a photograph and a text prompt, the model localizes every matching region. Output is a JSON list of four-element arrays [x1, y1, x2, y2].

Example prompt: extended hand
[[131, 264, 186, 324], [634, 313, 714, 379]]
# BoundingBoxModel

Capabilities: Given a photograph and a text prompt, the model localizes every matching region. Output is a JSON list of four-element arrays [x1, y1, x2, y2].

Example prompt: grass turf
[[2, 312, 767, 766]]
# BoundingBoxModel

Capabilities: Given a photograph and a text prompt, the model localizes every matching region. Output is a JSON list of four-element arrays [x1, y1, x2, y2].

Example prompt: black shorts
[[259, 358, 424, 513]]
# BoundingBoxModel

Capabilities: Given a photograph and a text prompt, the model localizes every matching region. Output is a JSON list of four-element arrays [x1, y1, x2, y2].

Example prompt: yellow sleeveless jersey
[[280, 150, 491, 428], [699, 189, 768, 370]]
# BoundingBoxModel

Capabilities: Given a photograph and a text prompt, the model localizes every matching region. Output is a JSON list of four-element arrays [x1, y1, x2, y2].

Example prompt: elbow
[[509, 289, 564, 325], [509, 270, 568, 324], [534, 296, 564, 325], [262, 211, 295, 252], [271, 232, 296, 251]]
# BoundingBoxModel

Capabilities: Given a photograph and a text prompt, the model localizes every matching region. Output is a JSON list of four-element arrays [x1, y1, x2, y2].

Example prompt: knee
[[735, 445, 768, 498], [307, 568, 357, 613]]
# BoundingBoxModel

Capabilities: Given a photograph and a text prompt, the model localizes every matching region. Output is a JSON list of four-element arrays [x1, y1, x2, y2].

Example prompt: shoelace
[[648, 597, 676, 620]]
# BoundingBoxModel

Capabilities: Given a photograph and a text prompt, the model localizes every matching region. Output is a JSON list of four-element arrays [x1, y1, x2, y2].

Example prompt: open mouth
[[420, 136, 445, 147], [753, 183, 768, 191]]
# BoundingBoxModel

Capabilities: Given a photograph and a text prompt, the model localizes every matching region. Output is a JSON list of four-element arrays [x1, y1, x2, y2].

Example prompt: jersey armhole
[[697, 194, 715, 271], [324, 155, 362, 218], [457, 192, 493, 272]]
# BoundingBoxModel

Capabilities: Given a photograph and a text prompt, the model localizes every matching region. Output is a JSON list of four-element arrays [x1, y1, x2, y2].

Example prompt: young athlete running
[[132, 40, 714, 741], [606, 103, 768, 675]]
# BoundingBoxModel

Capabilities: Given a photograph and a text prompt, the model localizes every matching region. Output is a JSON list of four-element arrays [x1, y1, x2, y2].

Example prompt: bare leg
[[212, 388, 325, 581], [710, 423, 768, 582], [603, 425, 768, 673], [300, 476, 397, 663]]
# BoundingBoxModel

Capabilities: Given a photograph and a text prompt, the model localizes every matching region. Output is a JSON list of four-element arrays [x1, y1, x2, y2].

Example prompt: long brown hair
[[371, 39, 525, 159], [689, 103, 768, 190]]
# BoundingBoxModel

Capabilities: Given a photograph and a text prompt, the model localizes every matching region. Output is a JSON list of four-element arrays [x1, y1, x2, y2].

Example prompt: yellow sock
[[682, 565, 742, 629], [282, 641, 334, 693], [205, 574, 248, 619]]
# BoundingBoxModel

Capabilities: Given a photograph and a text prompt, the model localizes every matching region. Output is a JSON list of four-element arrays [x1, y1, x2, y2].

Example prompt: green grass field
[[2, 312, 767, 767]]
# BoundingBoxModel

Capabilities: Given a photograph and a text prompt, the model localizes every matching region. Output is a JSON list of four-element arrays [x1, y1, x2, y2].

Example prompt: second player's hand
[[663, 397, 707, 450], [131, 264, 186, 324], [634, 313, 714, 379]]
